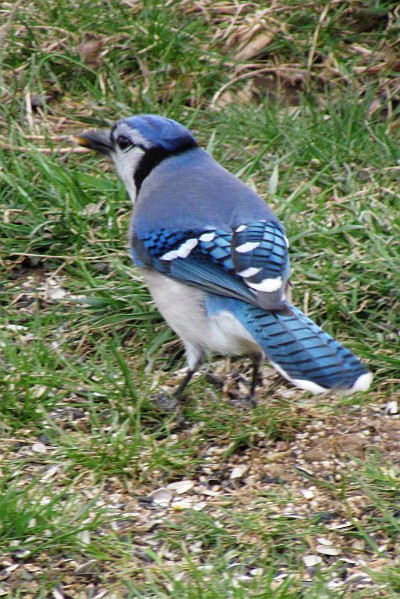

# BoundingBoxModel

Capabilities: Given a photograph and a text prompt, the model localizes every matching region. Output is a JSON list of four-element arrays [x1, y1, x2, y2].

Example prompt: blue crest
[[117, 114, 197, 152]]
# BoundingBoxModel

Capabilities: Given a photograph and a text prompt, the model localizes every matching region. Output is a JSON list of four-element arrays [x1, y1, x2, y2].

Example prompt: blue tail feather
[[207, 296, 371, 392]]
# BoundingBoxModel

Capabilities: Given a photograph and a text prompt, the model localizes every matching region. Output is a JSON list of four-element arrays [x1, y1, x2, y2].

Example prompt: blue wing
[[131, 221, 289, 310], [232, 221, 289, 309]]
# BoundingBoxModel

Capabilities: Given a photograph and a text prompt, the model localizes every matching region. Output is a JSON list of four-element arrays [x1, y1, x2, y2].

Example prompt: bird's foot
[[149, 392, 185, 423], [230, 393, 259, 410], [247, 393, 259, 408], [204, 373, 224, 389], [155, 392, 180, 412]]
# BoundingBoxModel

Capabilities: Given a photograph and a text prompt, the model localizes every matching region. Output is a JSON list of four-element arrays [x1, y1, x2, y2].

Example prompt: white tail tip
[[351, 371, 373, 392]]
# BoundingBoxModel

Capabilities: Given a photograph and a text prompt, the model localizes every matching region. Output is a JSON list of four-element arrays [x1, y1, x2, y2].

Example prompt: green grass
[[1, 0, 400, 596]]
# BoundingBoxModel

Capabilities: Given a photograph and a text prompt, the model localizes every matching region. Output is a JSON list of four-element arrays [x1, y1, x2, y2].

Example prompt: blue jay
[[77, 114, 372, 402]]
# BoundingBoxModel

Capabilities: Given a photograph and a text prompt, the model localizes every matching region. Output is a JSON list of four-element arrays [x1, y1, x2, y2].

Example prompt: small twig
[[0, 0, 25, 50], [25, 92, 35, 131], [23, 135, 73, 141], [0, 138, 89, 154], [0, 0, 25, 89], [307, 2, 331, 71], [210, 66, 318, 109], [10, 252, 117, 261]]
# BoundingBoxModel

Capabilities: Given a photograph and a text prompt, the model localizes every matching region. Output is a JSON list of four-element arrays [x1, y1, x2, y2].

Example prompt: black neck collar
[[134, 139, 198, 192]]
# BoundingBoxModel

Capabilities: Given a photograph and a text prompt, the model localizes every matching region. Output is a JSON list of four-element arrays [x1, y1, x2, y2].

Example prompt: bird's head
[[76, 114, 198, 203]]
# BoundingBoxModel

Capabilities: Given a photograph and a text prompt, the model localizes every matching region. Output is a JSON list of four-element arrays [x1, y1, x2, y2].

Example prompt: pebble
[[386, 400, 398, 414], [317, 537, 333, 546], [192, 501, 207, 511], [167, 480, 194, 494], [149, 488, 173, 505], [172, 499, 193, 511], [75, 560, 98, 576], [230, 465, 249, 479], [40, 465, 59, 482], [31, 443, 47, 453], [316, 545, 342, 556], [303, 555, 323, 567], [302, 489, 315, 499]]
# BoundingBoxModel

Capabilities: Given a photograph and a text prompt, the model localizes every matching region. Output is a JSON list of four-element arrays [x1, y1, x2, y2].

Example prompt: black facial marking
[[134, 137, 198, 192]]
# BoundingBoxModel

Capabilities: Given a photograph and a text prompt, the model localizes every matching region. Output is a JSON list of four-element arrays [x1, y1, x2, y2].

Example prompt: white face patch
[[113, 123, 151, 149], [248, 276, 282, 292], [112, 146, 145, 204], [110, 123, 154, 204], [238, 266, 263, 278], [161, 238, 199, 261], [235, 241, 260, 253]]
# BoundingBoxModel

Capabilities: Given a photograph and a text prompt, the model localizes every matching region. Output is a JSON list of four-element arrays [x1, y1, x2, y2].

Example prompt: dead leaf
[[77, 34, 104, 68], [235, 31, 276, 61]]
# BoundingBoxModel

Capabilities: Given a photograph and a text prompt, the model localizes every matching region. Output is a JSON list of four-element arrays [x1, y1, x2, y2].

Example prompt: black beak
[[75, 128, 112, 155]]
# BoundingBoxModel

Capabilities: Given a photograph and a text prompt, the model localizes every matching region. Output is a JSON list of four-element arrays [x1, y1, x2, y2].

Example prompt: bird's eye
[[117, 135, 132, 151]]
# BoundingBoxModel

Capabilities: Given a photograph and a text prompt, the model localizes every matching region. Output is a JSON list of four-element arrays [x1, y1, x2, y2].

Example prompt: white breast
[[142, 271, 261, 368]]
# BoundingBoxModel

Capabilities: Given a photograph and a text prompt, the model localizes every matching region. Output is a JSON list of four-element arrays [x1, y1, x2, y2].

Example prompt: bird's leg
[[156, 351, 204, 412], [173, 368, 197, 400], [156, 371, 194, 412], [248, 353, 264, 406], [173, 348, 205, 400]]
